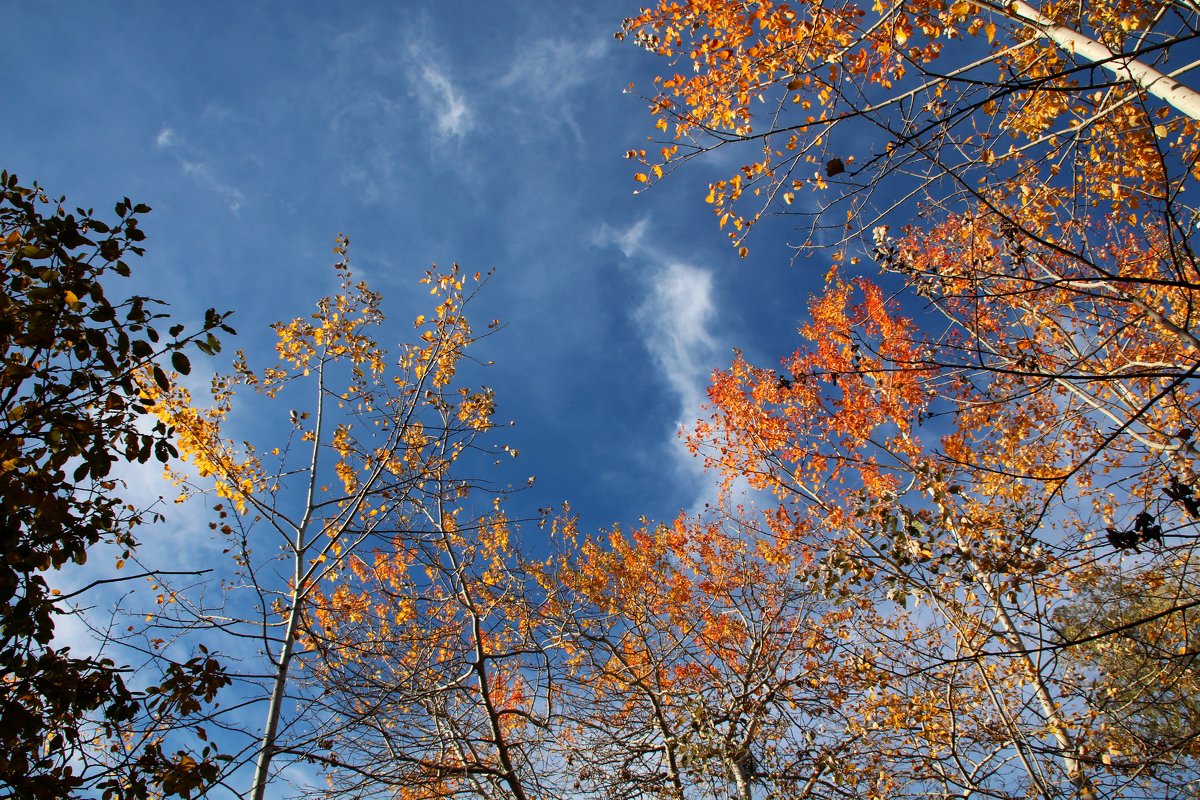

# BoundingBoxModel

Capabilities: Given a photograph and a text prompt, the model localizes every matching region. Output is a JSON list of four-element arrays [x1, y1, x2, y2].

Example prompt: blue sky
[[6, 1, 821, 533], [20, 4, 1198, 798], [6, 4, 828, 791]]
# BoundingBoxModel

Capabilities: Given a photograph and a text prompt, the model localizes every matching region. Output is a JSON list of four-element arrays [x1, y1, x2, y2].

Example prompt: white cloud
[[416, 63, 474, 140], [599, 217, 721, 425], [154, 125, 245, 212], [181, 161, 246, 212], [596, 216, 650, 259], [322, 22, 473, 188], [396, 28, 474, 144], [500, 37, 605, 98], [636, 262, 720, 431], [498, 36, 608, 148], [599, 217, 728, 506]]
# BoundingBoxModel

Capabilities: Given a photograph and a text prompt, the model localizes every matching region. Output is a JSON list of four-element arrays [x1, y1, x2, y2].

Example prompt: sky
[[19, 3, 1199, 797], [4, 2, 827, 793], [6, 0, 821, 533]]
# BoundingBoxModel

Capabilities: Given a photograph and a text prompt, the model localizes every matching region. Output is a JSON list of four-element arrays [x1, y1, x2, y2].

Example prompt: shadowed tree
[[0, 172, 233, 799]]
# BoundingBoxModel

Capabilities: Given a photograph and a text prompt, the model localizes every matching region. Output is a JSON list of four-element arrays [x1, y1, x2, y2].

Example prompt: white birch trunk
[[992, 0, 1200, 122]]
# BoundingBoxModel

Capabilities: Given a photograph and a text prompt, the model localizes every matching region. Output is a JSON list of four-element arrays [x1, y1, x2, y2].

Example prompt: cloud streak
[[155, 126, 245, 212], [414, 62, 474, 140], [499, 36, 608, 148], [599, 217, 727, 506], [636, 262, 719, 425]]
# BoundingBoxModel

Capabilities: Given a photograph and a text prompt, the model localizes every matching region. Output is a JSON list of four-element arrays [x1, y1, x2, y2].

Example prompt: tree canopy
[[613, 0, 1200, 796]]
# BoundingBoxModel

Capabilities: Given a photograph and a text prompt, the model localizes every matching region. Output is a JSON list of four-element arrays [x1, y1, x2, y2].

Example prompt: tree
[[0, 172, 233, 799], [143, 244, 519, 799], [617, 5, 1200, 792], [621, 0, 1200, 258], [305, 510, 556, 800], [619, 0, 1200, 501], [542, 511, 889, 800], [1055, 555, 1200, 788]]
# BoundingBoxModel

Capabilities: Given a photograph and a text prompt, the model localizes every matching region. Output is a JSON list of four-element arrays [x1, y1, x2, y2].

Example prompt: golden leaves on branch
[[620, 0, 1200, 252]]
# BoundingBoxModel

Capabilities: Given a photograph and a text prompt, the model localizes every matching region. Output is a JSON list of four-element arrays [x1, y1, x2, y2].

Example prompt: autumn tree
[[303, 510, 556, 800], [617, 3, 1200, 793], [143, 243, 524, 799], [641, 257, 1200, 797], [619, 0, 1200, 498], [541, 510, 897, 800], [1055, 555, 1200, 787], [621, 0, 1200, 257], [0, 172, 233, 799]]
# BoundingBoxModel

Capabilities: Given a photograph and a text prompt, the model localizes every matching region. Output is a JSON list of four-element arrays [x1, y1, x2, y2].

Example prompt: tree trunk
[[992, 0, 1200, 122]]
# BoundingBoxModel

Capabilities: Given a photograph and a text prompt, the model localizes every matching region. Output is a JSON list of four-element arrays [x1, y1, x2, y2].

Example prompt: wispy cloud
[[414, 62, 474, 140], [155, 126, 245, 212], [500, 38, 604, 98], [598, 217, 727, 504], [322, 19, 474, 198], [396, 24, 474, 145], [499, 36, 608, 148], [599, 216, 650, 259], [636, 262, 720, 433]]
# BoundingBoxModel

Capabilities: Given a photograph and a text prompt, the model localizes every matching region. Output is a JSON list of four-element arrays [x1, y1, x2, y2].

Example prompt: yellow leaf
[[985, 21, 996, 43], [1154, 124, 1168, 138], [64, 290, 78, 305], [635, 173, 649, 183]]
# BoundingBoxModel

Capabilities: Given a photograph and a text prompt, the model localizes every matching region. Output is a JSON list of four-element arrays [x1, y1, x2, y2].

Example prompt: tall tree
[[304, 510, 555, 800], [1055, 555, 1200, 787], [143, 245, 515, 799], [0, 172, 233, 799], [620, 0, 1200, 500], [621, 0, 1200, 257], [542, 510, 890, 800]]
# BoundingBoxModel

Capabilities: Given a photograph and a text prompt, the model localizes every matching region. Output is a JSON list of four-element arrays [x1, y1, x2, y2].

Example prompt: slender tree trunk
[[941, 509, 1091, 798], [249, 360, 326, 800], [728, 757, 754, 800], [250, 588, 304, 800]]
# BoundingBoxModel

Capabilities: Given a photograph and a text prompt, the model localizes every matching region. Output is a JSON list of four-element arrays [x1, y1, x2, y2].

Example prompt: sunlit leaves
[[620, 0, 1200, 255], [618, 4, 1200, 793], [147, 242, 514, 796]]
